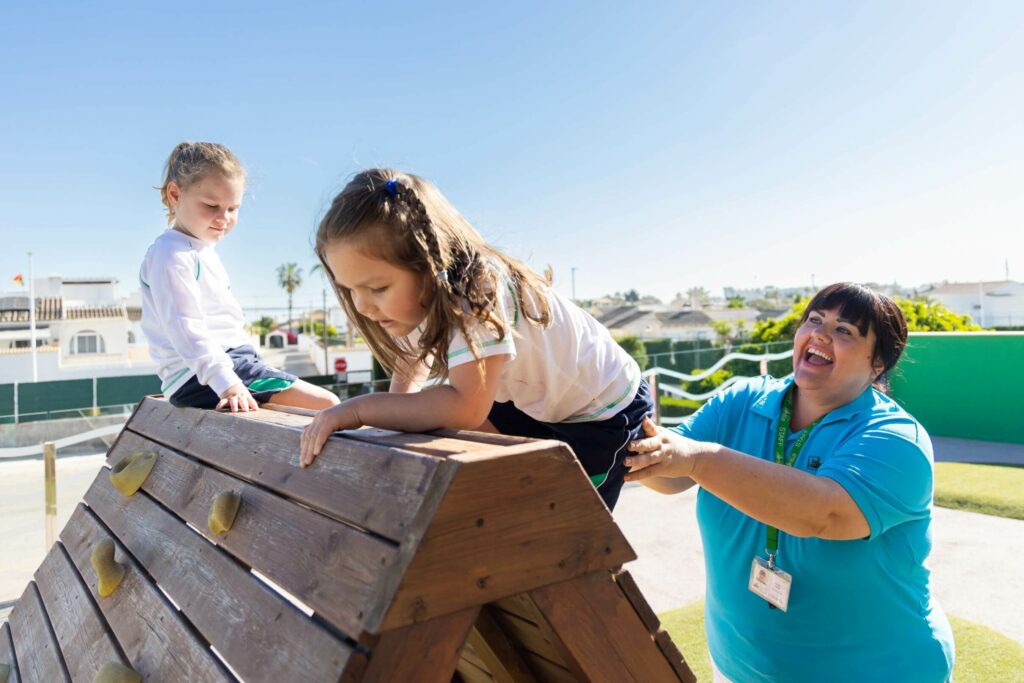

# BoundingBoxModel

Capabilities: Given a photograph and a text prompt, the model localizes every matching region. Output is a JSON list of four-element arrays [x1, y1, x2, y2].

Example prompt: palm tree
[[277, 263, 302, 337]]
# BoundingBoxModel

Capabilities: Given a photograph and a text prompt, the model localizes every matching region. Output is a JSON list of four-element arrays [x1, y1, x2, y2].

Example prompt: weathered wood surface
[[33, 543, 124, 681], [381, 442, 636, 629], [60, 504, 232, 682], [464, 607, 538, 683], [614, 571, 696, 683], [84, 469, 360, 682], [127, 397, 440, 541], [6, 583, 69, 683], [0, 622, 20, 683], [361, 606, 480, 683], [109, 430, 397, 639], [248, 404, 538, 460], [530, 571, 687, 683]]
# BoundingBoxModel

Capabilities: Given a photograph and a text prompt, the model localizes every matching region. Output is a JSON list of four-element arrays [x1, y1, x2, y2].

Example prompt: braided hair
[[315, 169, 552, 381]]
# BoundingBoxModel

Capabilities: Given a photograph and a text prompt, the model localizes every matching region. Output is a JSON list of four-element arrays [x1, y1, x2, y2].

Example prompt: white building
[[921, 280, 1024, 328], [0, 277, 153, 382]]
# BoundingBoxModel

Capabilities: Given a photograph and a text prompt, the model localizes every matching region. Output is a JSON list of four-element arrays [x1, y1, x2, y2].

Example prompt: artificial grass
[[659, 602, 1024, 682], [934, 462, 1024, 521]]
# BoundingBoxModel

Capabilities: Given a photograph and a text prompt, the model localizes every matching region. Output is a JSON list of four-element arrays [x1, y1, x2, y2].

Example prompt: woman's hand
[[624, 416, 705, 482], [217, 383, 259, 412], [300, 401, 362, 467]]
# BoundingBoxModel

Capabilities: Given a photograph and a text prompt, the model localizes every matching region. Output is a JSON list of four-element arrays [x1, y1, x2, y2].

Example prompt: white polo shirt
[[412, 265, 640, 424], [139, 229, 251, 398]]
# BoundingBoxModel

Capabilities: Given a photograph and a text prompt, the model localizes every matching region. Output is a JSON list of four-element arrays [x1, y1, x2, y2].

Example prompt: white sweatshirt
[[139, 229, 251, 398]]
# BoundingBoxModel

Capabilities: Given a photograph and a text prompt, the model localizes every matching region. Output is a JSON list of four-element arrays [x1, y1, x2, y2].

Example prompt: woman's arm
[[300, 354, 508, 466], [626, 418, 869, 540]]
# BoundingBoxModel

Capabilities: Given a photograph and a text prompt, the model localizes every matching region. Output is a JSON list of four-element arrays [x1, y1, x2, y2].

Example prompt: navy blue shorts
[[487, 378, 654, 511], [168, 345, 298, 409]]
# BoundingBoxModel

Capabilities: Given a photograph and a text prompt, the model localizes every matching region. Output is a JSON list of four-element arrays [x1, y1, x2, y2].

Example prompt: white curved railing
[[0, 423, 124, 459], [646, 347, 794, 424]]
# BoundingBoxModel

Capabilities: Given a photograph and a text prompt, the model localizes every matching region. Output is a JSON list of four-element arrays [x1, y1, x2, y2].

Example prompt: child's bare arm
[[389, 354, 433, 394], [300, 354, 507, 466]]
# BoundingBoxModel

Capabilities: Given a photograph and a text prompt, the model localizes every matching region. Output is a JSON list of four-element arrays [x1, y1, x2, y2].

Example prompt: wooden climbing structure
[[0, 397, 696, 682]]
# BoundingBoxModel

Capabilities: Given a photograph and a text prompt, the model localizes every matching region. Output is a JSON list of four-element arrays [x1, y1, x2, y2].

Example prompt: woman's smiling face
[[792, 307, 883, 400]]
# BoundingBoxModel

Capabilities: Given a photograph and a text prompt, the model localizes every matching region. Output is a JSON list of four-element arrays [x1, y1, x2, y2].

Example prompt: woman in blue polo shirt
[[625, 283, 954, 683]]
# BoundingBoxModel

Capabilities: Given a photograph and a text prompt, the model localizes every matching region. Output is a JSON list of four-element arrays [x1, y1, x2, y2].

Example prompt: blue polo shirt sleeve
[[816, 419, 934, 539]]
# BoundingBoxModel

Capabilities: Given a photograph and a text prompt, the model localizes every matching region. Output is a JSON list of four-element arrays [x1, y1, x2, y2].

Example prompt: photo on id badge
[[749, 556, 792, 612]]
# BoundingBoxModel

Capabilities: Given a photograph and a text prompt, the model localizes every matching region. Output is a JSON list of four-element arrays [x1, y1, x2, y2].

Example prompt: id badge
[[749, 557, 792, 612]]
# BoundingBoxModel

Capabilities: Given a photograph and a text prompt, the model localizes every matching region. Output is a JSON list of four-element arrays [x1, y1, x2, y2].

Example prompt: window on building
[[71, 330, 106, 355], [127, 331, 136, 344]]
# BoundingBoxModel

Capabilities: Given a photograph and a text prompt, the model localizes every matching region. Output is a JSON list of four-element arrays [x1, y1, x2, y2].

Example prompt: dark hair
[[800, 283, 908, 392], [315, 168, 552, 380]]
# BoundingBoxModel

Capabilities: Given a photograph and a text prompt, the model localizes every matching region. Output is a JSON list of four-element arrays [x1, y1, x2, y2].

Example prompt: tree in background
[[686, 286, 711, 308], [712, 320, 732, 346], [898, 298, 981, 331], [277, 263, 303, 336], [249, 316, 277, 345], [615, 335, 648, 370], [751, 294, 981, 344]]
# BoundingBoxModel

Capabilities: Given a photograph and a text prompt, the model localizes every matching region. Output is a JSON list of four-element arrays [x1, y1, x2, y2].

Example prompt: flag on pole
[[13, 274, 24, 286]]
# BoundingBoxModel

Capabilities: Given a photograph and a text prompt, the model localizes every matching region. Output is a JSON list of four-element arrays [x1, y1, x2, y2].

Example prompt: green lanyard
[[765, 387, 823, 560]]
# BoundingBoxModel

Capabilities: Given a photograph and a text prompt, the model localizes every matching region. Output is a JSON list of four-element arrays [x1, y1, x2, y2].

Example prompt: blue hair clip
[[385, 179, 400, 196]]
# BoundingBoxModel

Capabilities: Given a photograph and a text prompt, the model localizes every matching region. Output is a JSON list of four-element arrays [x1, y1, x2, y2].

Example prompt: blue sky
[[1, 1, 1022, 315]]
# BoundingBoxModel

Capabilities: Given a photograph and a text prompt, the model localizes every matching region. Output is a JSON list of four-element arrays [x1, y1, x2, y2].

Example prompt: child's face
[[324, 239, 431, 338], [166, 172, 244, 244]]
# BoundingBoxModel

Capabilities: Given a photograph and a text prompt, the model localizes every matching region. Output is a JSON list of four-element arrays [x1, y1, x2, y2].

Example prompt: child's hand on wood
[[217, 384, 259, 412], [300, 401, 362, 467]]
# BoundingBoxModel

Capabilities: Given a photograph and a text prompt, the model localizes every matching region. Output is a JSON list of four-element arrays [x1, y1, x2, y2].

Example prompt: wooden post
[[43, 441, 57, 549]]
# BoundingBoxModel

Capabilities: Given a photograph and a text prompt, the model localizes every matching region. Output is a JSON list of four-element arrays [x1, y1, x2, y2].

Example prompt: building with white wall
[[0, 276, 154, 382], [922, 280, 1024, 328]]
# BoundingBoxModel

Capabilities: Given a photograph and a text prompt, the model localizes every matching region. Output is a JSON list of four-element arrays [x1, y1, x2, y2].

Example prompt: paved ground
[[260, 347, 320, 377], [933, 436, 1024, 465], [1, 455, 1022, 646]]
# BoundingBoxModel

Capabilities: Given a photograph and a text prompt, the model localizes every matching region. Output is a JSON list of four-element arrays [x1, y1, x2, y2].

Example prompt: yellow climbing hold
[[91, 538, 126, 597], [208, 490, 242, 536], [93, 661, 141, 683], [109, 450, 157, 496]]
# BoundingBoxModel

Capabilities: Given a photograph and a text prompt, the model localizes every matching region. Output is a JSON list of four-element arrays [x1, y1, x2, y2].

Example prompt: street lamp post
[[571, 267, 578, 302]]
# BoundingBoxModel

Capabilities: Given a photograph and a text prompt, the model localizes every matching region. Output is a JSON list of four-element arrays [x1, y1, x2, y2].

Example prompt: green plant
[[616, 335, 648, 369]]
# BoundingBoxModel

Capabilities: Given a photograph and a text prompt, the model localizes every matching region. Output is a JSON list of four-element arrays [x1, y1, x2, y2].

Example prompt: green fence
[[890, 332, 1024, 445]]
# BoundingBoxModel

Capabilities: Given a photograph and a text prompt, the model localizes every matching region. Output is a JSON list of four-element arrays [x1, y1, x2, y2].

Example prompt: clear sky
[[2, 1, 1022, 314]]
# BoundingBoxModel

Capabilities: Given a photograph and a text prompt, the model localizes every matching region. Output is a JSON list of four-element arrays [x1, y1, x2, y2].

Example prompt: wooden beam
[[530, 571, 689, 682], [361, 606, 481, 683]]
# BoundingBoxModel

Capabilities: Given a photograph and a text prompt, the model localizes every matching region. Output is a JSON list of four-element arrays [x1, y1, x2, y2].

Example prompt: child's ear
[[165, 181, 182, 207]]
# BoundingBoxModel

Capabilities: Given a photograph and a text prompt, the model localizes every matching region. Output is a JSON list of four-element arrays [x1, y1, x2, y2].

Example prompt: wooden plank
[[361, 605, 480, 683], [464, 607, 538, 683], [60, 504, 232, 682], [456, 655, 497, 683], [33, 543, 124, 681], [127, 396, 441, 541], [613, 570, 661, 634], [521, 652, 578, 683], [83, 470, 358, 682], [380, 442, 635, 630], [109, 431, 398, 639], [0, 622, 20, 683], [251, 405, 510, 457], [529, 571, 690, 683], [6, 583, 69, 683], [490, 608, 566, 668], [654, 629, 698, 683]]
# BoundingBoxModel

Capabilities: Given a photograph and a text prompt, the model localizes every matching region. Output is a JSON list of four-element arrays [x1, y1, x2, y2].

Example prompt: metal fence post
[[44, 441, 57, 549], [13, 381, 18, 424], [648, 371, 660, 426]]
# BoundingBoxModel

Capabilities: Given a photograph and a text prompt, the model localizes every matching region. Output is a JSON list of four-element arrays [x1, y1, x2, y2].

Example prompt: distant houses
[[0, 277, 152, 382], [921, 280, 1024, 328]]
